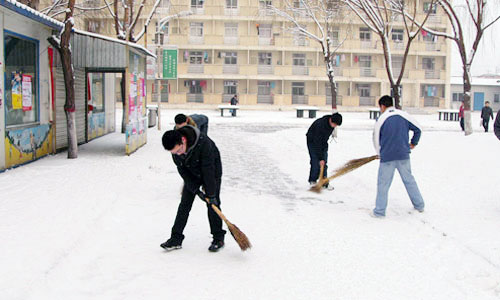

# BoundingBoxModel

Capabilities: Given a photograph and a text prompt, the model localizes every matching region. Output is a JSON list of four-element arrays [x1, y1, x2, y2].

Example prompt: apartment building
[[42, 0, 452, 109]]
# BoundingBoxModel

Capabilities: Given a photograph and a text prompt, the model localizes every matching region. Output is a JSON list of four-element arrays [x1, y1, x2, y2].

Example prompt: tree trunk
[[463, 66, 473, 135], [121, 77, 126, 133], [391, 84, 401, 109], [329, 76, 337, 111]]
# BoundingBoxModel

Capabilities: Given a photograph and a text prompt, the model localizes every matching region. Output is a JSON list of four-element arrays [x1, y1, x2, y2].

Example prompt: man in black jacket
[[174, 113, 209, 135], [494, 109, 500, 141], [481, 101, 494, 132], [161, 126, 226, 252], [306, 113, 343, 189]]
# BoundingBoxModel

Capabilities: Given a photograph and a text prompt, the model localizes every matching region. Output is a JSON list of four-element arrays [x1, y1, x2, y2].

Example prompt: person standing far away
[[161, 126, 226, 252], [306, 112, 343, 190], [371, 95, 425, 218], [174, 113, 209, 135], [494, 108, 500, 141], [459, 101, 465, 131], [481, 101, 494, 132], [230, 94, 239, 116]]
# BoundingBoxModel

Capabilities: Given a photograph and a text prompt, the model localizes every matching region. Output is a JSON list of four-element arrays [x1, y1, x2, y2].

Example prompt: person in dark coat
[[174, 113, 209, 135], [306, 112, 343, 189], [494, 109, 500, 141], [161, 126, 226, 252], [458, 101, 465, 131], [480, 101, 494, 132], [230, 95, 239, 116]]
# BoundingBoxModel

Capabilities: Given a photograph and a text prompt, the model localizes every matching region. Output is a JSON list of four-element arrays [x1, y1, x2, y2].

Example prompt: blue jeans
[[374, 159, 425, 216], [307, 143, 328, 183]]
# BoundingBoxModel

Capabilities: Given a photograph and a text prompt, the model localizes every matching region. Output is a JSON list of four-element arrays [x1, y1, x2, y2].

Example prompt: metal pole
[[157, 46, 161, 130]]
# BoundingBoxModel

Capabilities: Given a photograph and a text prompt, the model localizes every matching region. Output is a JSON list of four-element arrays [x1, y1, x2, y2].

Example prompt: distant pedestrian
[[480, 101, 494, 132], [458, 101, 464, 131], [306, 112, 342, 190], [494, 109, 500, 141], [160, 126, 226, 252], [230, 95, 239, 116], [175, 113, 209, 135], [371, 95, 425, 218]]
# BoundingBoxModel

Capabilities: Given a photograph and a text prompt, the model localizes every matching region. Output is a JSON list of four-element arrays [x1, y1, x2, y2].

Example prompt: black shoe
[[160, 238, 182, 251], [208, 240, 224, 252], [322, 182, 334, 190]]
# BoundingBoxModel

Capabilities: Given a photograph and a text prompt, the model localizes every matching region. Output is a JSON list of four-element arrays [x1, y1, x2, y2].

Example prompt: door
[[473, 92, 484, 111]]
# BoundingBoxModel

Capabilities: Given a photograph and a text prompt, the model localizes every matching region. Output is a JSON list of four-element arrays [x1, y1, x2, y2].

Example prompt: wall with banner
[[1, 9, 55, 170], [125, 48, 148, 155]]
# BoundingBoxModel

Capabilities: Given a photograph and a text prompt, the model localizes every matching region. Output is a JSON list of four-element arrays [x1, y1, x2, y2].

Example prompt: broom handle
[[319, 164, 324, 181], [209, 202, 232, 225]]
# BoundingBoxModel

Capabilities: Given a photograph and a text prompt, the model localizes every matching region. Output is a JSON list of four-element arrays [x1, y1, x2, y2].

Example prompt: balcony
[[188, 64, 204, 73], [257, 94, 274, 104], [292, 94, 308, 104], [423, 96, 440, 107], [360, 67, 374, 77], [360, 40, 377, 49], [258, 8, 274, 17], [294, 38, 309, 47], [424, 69, 440, 79], [292, 66, 309, 76], [187, 93, 204, 103], [224, 36, 239, 45], [189, 36, 204, 45], [393, 41, 405, 50], [190, 6, 204, 14], [359, 96, 375, 106], [224, 7, 239, 16], [333, 67, 342, 76], [223, 65, 239, 74], [258, 65, 273, 74], [427, 14, 442, 24], [326, 95, 342, 106], [258, 37, 274, 46], [425, 42, 441, 51]]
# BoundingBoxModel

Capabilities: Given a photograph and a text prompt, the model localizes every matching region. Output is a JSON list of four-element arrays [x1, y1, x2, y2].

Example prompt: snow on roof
[[0, 0, 64, 29], [74, 29, 156, 58], [451, 76, 500, 86]]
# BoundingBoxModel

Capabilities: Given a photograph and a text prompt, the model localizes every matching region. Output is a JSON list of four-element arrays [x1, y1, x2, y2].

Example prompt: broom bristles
[[309, 155, 379, 193], [227, 222, 252, 251]]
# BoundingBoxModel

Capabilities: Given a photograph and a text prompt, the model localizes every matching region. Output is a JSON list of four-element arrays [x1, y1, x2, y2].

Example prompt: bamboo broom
[[197, 194, 252, 251], [310, 155, 379, 193]]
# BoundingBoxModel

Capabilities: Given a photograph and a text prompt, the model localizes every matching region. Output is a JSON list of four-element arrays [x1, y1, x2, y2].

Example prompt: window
[[159, 0, 169, 7], [189, 80, 203, 94], [423, 2, 436, 13], [225, 23, 238, 37], [452, 92, 464, 102], [191, 0, 203, 8], [359, 55, 371, 68], [189, 51, 203, 64], [358, 84, 371, 97], [260, 0, 272, 8], [392, 29, 404, 42], [259, 24, 272, 37], [88, 73, 104, 112], [258, 52, 272, 65], [293, 27, 308, 46], [190, 22, 203, 37], [155, 21, 168, 45], [226, 0, 237, 9], [224, 80, 238, 95], [360, 27, 371, 41], [223, 52, 237, 65], [421, 85, 438, 97], [328, 28, 339, 43], [422, 30, 437, 42], [422, 57, 435, 70], [86, 19, 102, 33], [5, 33, 38, 127], [292, 82, 305, 95], [494, 94, 499, 103], [293, 53, 306, 66]]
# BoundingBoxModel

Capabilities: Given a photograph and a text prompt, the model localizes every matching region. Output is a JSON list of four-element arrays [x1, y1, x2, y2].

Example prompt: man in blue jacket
[[306, 112, 342, 189], [371, 95, 425, 218]]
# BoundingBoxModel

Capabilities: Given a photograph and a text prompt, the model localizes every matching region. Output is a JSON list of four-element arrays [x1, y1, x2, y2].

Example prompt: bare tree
[[47, 0, 78, 158], [343, 0, 434, 108], [408, 0, 500, 135], [269, 0, 350, 111]]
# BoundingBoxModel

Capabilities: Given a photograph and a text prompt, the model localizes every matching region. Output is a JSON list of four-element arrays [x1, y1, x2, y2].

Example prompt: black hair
[[378, 95, 394, 107], [174, 114, 187, 125], [331, 112, 343, 126], [162, 130, 183, 150]]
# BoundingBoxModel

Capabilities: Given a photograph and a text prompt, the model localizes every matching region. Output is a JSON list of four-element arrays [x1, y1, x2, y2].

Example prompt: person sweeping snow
[[371, 95, 425, 218]]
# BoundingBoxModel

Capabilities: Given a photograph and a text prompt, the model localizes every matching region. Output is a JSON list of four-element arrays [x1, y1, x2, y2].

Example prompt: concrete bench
[[438, 109, 459, 121], [218, 105, 239, 117], [368, 108, 380, 119], [295, 106, 319, 118]]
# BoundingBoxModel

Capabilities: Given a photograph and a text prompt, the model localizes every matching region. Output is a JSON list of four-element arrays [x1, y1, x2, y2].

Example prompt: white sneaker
[[309, 181, 317, 187], [369, 211, 385, 219]]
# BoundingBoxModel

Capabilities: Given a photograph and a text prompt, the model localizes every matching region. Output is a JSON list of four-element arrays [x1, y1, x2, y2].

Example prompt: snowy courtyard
[[1, 108, 500, 300]]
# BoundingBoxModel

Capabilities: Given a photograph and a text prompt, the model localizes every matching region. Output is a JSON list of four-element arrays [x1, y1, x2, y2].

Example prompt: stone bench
[[368, 108, 380, 119], [438, 109, 459, 121], [218, 105, 239, 117]]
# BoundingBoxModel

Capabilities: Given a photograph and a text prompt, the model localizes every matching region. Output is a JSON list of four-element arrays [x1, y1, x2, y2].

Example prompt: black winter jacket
[[494, 110, 500, 140], [172, 126, 222, 197], [306, 115, 333, 160], [481, 106, 494, 120]]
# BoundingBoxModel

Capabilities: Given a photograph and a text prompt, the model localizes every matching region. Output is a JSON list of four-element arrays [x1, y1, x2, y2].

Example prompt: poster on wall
[[11, 72, 22, 110], [22, 75, 32, 111]]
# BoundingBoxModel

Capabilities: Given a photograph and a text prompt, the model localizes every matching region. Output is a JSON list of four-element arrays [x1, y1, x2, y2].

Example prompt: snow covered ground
[[1, 108, 499, 300]]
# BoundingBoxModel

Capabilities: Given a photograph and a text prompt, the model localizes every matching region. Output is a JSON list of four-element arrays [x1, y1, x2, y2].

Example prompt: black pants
[[307, 142, 328, 183], [460, 117, 464, 131], [170, 179, 226, 243], [483, 119, 490, 132]]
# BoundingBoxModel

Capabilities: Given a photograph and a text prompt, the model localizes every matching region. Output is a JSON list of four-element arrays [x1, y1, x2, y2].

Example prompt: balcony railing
[[333, 67, 342, 76], [427, 14, 441, 24], [188, 64, 204, 73], [292, 94, 308, 104], [425, 42, 440, 51], [425, 69, 440, 79], [360, 67, 374, 77], [189, 36, 204, 44], [258, 65, 273, 74], [359, 96, 375, 106], [257, 94, 273, 104], [190, 6, 204, 14], [326, 95, 342, 106], [187, 93, 204, 103], [223, 65, 239, 74], [259, 37, 274, 46], [423, 96, 440, 107], [258, 8, 274, 16], [361, 40, 376, 49], [394, 41, 404, 50], [224, 8, 239, 15], [292, 66, 309, 75], [224, 36, 239, 45], [294, 38, 309, 47]]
